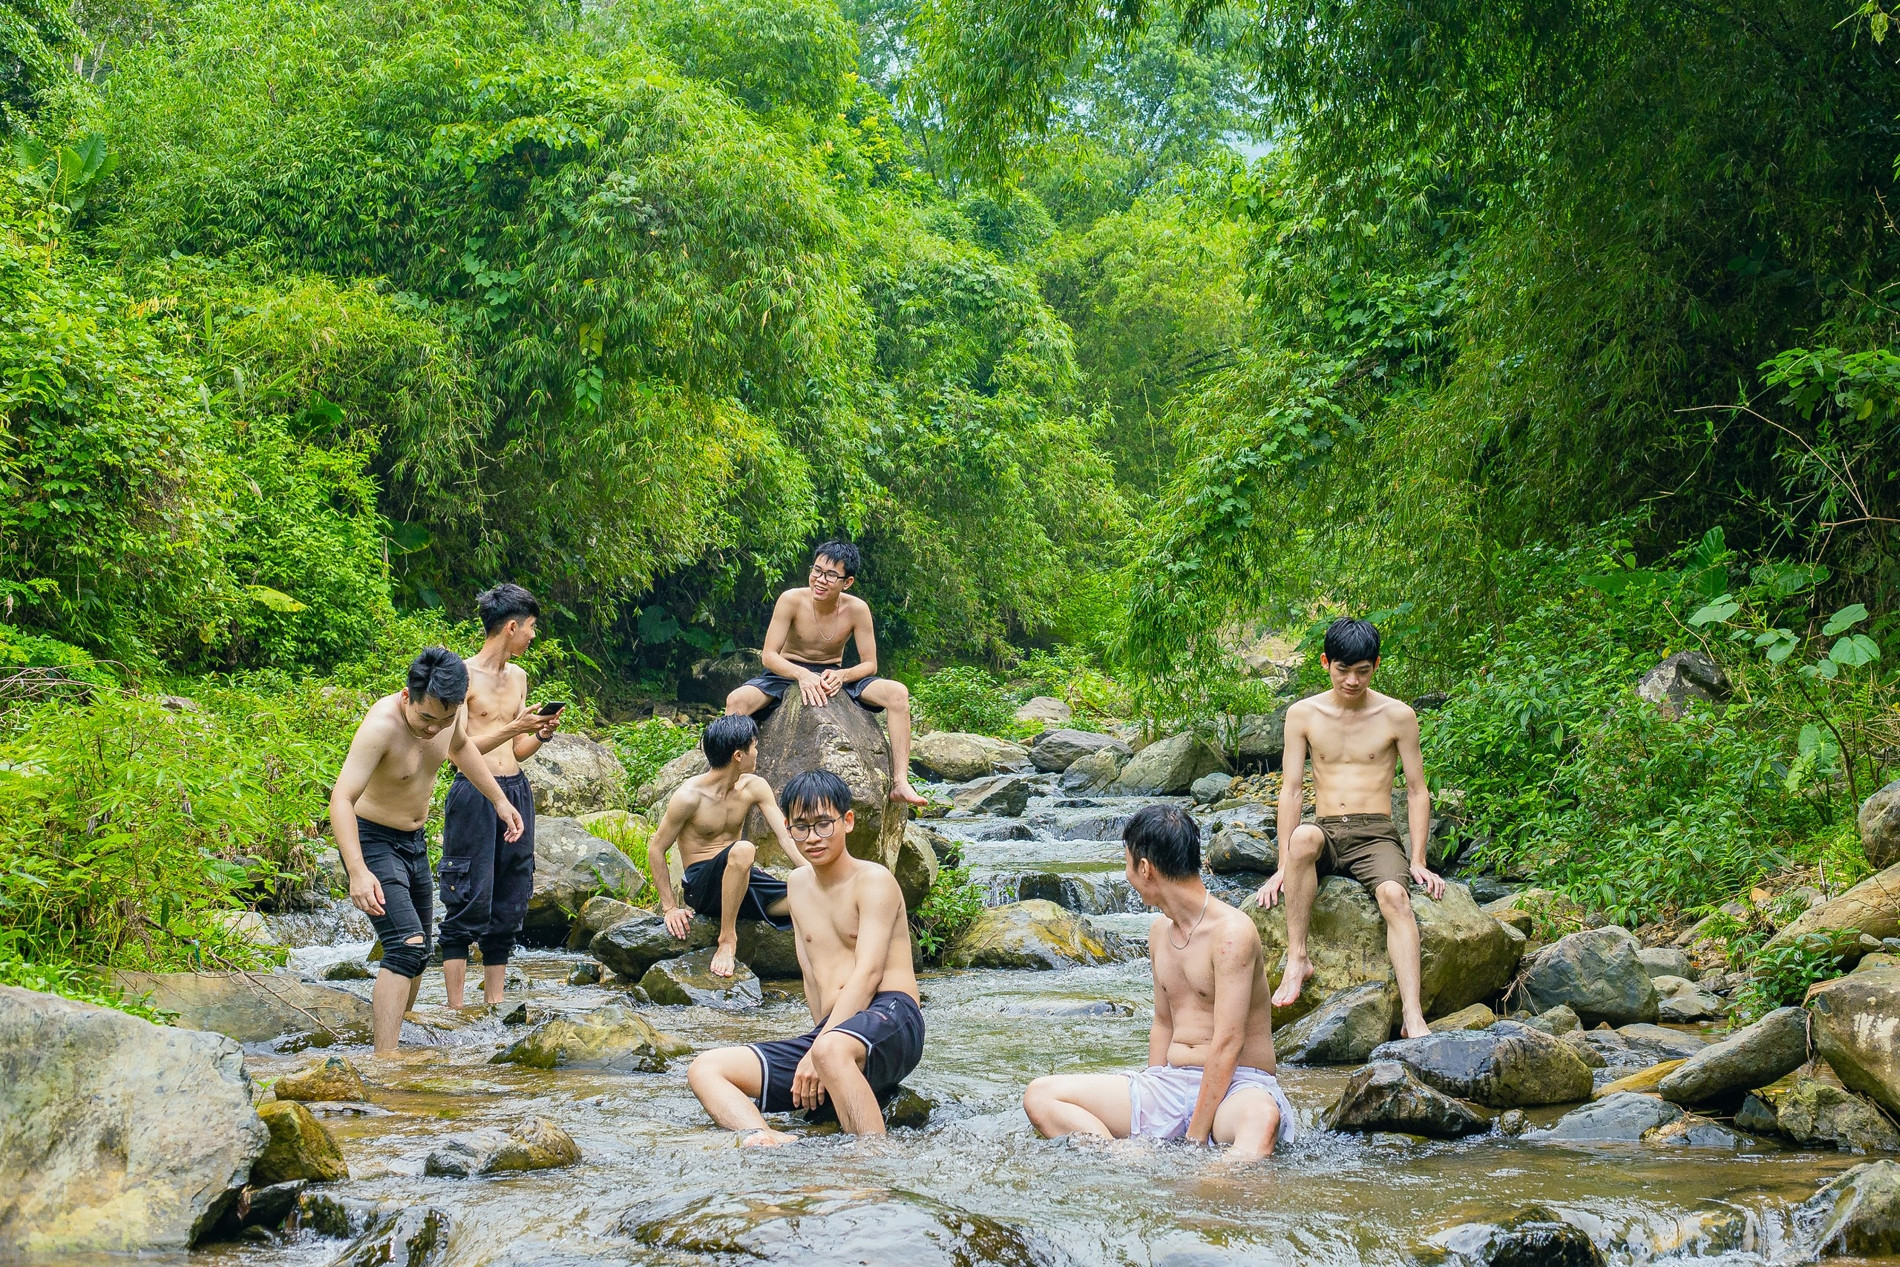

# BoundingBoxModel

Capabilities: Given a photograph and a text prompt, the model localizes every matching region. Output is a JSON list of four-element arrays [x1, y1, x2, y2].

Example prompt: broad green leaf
[[1822, 604, 1869, 636], [246, 585, 307, 614], [1829, 634, 1880, 667], [1688, 597, 1739, 626]]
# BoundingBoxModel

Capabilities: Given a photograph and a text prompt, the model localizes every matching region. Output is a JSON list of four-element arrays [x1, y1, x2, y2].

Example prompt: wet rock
[[1015, 696, 1072, 725], [1610, 1023, 1709, 1064], [1206, 823, 1277, 874], [745, 692, 907, 871], [1370, 1021, 1594, 1108], [1592, 1060, 1686, 1098], [621, 1185, 1061, 1265], [1280, 981, 1397, 1066], [322, 1203, 452, 1266], [521, 732, 627, 816], [894, 823, 940, 910], [1743, 1077, 1900, 1153], [640, 949, 762, 1008], [1061, 745, 1128, 793], [1324, 1060, 1489, 1137], [0, 985, 267, 1251], [943, 900, 1131, 970], [634, 746, 708, 809], [1770, 860, 1900, 952], [1237, 708, 1289, 766], [110, 971, 373, 1050], [1519, 927, 1659, 1027], [1658, 1006, 1808, 1106], [424, 1116, 580, 1177], [1495, 1109, 1531, 1136], [678, 648, 766, 704], [1424, 1206, 1604, 1266], [910, 731, 1030, 783], [568, 961, 602, 986], [1530, 1091, 1682, 1141], [881, 1086, 937, 1130], [1524, 1005, 1580, 1036], [1653, 974, 1724, 1022], [1802, 1159, 1900, 1256], [251, 1101, 347, 1184], [321, 960, 372, 982], [1810, 966, 1900, 1117], [1560, 1031, 1606, 1069], [1191, 771, 1235, 804], [211, 1180, 306, 1237], [1637, 650, 1731, 717], [523, 817, 645, 946], [591, 913, 800, 980], [1642, 1114, 1748, 1147], [950, 773, 1039, 817], [1430, 1004, 1498, 1033], [908, 821, 961, 867], [578, 895, 638, 938], [273, 1056, 368, 1104], [491, 1005, 689, 1072], [1637, 947, 1695, 981], [1012, 871, 1124, 916], [1111, 732, 1229, 795], [1864, 778, 1900, 870], [1030, 728, 1130, 773]]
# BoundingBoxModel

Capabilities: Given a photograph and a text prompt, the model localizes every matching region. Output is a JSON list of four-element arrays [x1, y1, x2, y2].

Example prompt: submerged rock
[[943, 900, 1131, 970], [521, 732, 627, 816], [1518, 927, 1659, 1027], [1371, 1021, 1594, 1108], [640, 949, 762, 1009], [491, 1005, 689, 1073], [744, 692, 907, 871], [1742, 1077, 1900, 1153], [950, 773, 1039, 817], [311, 1201, 453, 1266], [251, 1101, 348, 1184], [1030, 728, 1130, 774], [272, 1055, 368, 1104], [1324, 1060, 1489, 1138], [1422, 1206, 1604, 1267], [621, 1185, 1063, 1266], [911, 731, 1030, 782], [1863, 777, 1900, 871], [1279, 981, 1397, 1066], [1531, 1092, 1682, 1142], [424, 1116, 580, 1177], [1641, 1114, 1750, 1148], [1657, 1007, 1808, 1106], [591, 913, 800, 980], [0, 985, 267, 1251], [1809, 966, 1900, 1118], [523, 817, 644, 945], [1111, 732, 1228, 795], [1801, 1159, 1900, 1257], [111, 970, 373, 1049]]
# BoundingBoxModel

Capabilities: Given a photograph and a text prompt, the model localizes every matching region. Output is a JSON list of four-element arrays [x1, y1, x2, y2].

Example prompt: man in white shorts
[[1023, 805, 1294, 1161]]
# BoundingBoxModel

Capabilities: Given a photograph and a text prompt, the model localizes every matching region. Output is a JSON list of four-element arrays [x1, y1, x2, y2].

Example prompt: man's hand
[[349, 868, 386, 917], [533, 710, 562, 740], [504, 707, 545, 738], [1254, 872, 1286, 910], [797, 670, 830, 707], [792, 1051, 826, 1109], [1411, 864, 1445, 900], [663, 906, 694, 938], [818, 668, 845, 697], [498, 800, 525, 842]]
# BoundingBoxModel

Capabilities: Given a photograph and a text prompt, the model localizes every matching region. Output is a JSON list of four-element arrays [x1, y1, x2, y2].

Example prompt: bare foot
[[710, 941, 738, 978], [1271, 956, 1314, 1009], [889, 779, 928, 807], [739, 1128, 799, 1148], [1399, 1015, 1430, 1039]]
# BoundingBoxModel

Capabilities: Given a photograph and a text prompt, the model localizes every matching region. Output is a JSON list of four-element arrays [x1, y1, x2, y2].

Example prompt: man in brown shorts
[[1254, 618, 1444, 1039]]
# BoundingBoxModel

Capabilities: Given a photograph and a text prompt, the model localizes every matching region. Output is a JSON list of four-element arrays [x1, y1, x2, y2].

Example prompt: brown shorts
[[1315, 814, 1412, 895]]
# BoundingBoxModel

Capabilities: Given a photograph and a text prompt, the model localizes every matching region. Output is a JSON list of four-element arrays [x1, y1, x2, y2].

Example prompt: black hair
[[812, 540, 861, 579], [1323, 617, 1381, 666], [406, 647, 469, 707], [702, 713, 759, 769], [477, 582, 540, 634], [779, 769, 853, 820], [1123, 804, 1200, 879]]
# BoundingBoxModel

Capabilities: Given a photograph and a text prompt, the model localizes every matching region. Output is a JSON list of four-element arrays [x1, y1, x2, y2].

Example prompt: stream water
[[194, 787, 1882, 1266]]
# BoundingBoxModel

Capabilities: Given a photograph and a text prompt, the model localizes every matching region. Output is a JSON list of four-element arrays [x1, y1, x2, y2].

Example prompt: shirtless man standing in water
[[724, 541, 927, 807], [688, 770, 924, 1145], [1255, 617, 1443, 1039], [330, 648, 525, 1053], [1023, 805, 1294, 1160]]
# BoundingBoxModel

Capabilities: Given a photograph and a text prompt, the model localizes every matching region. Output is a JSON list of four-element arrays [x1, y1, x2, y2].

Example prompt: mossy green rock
[[491, 1005, 689, 1073], [272, 1055, 368, 1104], [251, 1101, 347, 1185], [942, 900, 1131, 970], [1743, 1077, 1900, 1153]]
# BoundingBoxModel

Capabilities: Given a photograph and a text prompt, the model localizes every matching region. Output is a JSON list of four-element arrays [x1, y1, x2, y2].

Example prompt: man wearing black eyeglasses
[[725, 540, 928, 807]]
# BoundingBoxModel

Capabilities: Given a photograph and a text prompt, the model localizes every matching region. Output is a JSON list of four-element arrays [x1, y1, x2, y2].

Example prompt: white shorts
[[1127, 1065, 1296, 1145]]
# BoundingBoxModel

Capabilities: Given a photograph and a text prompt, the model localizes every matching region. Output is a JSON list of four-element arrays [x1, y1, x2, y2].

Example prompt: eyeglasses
[[810, 567, 846, 583], [787, 816, 842, 839]]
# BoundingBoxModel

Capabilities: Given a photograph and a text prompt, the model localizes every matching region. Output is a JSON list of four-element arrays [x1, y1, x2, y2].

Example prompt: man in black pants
[[330, 648, 524, 1053]]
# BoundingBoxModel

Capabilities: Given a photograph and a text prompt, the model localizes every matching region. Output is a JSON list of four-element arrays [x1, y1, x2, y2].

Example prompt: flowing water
[[181, 787, 1882, 1266]]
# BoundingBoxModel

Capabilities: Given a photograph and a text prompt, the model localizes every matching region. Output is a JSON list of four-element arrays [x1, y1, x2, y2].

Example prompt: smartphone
[[536, 701, 567, 716]]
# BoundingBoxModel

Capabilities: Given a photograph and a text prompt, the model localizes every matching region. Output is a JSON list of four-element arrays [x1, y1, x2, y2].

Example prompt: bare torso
[[669, 771, 774, 868], [350, 693, 457, 830], [1293, 688, 1412, 815], [776, 588, 867, 666], [464, 659, 529, 776], [788, 862, 919, 1024], [1150, 901, 1277, 1071]]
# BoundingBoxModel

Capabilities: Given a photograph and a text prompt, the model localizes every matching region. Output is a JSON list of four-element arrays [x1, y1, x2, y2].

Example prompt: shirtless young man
[[1255, 617, 1444, 1039], [649, 713, 807, 977], [687, 770, 924, 1145], [724, 541, 926, 807], [1023, 805, 1295, 1161], [440, 584, 562, 1010], [329, 648, 526, 1053]]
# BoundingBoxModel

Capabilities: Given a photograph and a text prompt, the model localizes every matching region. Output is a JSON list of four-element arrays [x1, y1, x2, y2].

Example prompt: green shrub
[[0, 954, 170, 1023], [910, 864, 984, 963], [1732, 930, 1860, 1023], [914, 666, 1020, 736], [608, 717, 700, 793]]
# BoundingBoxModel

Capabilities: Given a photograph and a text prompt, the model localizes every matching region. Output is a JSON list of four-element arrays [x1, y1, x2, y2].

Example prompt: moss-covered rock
[[943, 900, 1131, 969], [491, 1005, 688, 1073], [251, 1101, 347, 1185], [424, 1116, 580, 1177], [272, 1056, 368, 1104]]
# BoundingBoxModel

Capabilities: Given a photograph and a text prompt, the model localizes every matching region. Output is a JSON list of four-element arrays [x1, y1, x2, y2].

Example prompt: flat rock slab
[[592, 913, 800, 980], [943, 900, 1132, 970], [1802, 1159, 1900, 1257], [425, 1116, 580, 1177], [1324, 1060, 1489, 1138], [1810, 966, 1900, 1118], [640, 949, 762, 1009], [1371, 1021, 1594, 1108], [1531, 1092, 1682, 1142], [112, 971, 373, 1050], [1658, 1006, 1808, 1106], [491, 1005, 689, 1073], [1279, 981, 1397, 1066], [1519, 926, 1659, 1027]]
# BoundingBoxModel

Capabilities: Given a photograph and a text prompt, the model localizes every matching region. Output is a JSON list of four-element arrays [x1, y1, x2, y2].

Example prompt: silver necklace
[[1168, 891, 1212, 950]]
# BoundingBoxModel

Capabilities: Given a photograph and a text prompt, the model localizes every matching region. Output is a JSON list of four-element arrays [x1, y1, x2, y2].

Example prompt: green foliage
[[608, 716, 700, 790], [1732, 930, 1861, 1023], [0, 0, 78, 128], [629, 0, 857, 119], [0, 953, 169, 1021], [909, 862, 982, 961], [913, 665, 1018, 735]]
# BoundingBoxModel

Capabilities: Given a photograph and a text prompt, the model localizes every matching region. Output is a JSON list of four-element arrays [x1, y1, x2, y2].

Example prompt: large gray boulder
[[1801, 1160, 1900, 1257], [1030, 728, 1130, 773], [110, 971, 373, 1049], [591, 913, 800, 980], [1770, 861, 1900, 953], [523, 817, 644, 945], [1370, 1021, 1595, 1108], [1637, 650, 1731, 717], [1810, 966, 1900, 1117], [1278, 982, 1397, 1066], [1657, 1006, 1808, 1106], [1237, 707, 1289, 766], [1111, 731, 1229, 795], [909, 731, 1030, 783], [1061, 745, 1129, 793], [744, 693, 906, 871], [0, 985, 268, 1251], [942, 900, 1132, 970], [521, 732, 627, 816], [1323, 1060, 1489, 1137], [1530, 1092, 1683, 1142], [1863, 778, 1900, 871], [950, 773, 1038, 817], [633, 746, 708, 810], [1518, 926, 1659, 1027]]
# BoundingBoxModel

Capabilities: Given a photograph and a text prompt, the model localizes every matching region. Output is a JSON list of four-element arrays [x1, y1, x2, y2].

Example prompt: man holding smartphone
[[439, 583, 561, 1009]]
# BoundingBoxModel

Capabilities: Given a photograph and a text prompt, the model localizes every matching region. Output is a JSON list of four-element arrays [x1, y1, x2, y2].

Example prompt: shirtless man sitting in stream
[[649, 713, 807, 977], [1023, 805, 1295, 1160], [329, 648, 525, 1054], [1255, 617, 1444, 1039], [688, 770, 924, 1146]]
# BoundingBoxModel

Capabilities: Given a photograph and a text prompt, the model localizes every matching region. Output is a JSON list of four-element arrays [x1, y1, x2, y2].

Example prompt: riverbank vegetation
[[2, 0, 1895, 1004]]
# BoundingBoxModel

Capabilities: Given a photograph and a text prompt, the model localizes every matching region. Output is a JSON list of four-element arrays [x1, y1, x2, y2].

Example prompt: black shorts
[[741, 659, 884, 715], [681, 843, 792, 930], [750, 991, 925, 1116], [356, 818, 431, 978]]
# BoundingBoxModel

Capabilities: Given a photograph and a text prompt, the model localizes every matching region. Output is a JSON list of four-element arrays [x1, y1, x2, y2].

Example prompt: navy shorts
[[750, 991, 925, 1116], [681, 843, 791, 930], [741, 659, 884, 715]]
